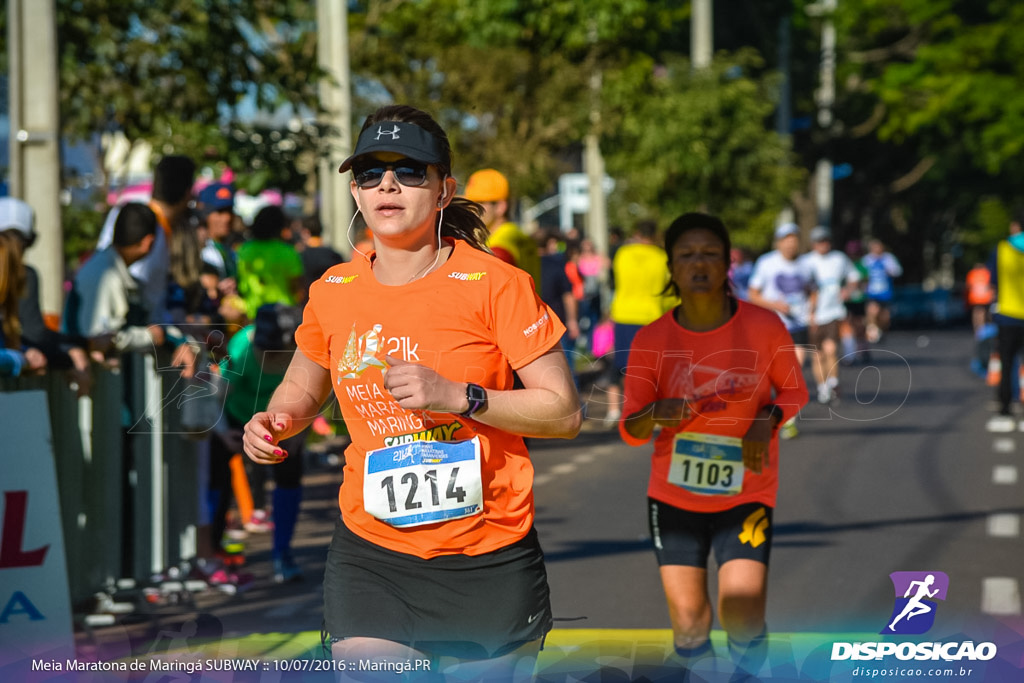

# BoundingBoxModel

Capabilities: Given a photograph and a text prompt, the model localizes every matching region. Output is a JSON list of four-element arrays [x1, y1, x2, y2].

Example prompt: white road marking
[[534, 474, 554, 487], [993, 465, 1019, 485], [993, 438, 1016, 453], [981, 577, 1022, 615], [573, 453, 595, 464], [551, 463, 577, 475], [987, 513, 1020, 537]]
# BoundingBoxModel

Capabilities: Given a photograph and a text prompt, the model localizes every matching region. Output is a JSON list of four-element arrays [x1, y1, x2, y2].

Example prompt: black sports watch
[[460, 383, 487, 417]]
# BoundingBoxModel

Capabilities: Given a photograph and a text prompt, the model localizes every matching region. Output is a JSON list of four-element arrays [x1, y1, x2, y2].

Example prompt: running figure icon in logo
[[882, 571, 949, 635]]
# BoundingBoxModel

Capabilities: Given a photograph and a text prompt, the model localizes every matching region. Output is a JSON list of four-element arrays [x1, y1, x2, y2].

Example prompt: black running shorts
[[322, 517, 552, 659], [647, 498, 773, 569]]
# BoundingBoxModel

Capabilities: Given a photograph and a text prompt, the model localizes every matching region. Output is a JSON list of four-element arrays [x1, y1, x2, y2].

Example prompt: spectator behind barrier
[[64, 203, 196, 377], [0, 197, 92, 393], [0, 231, 46, 377]]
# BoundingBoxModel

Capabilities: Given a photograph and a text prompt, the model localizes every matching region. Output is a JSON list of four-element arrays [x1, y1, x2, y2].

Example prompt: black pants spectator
[[209, 416, 304, 547], [997, 323, 1024, 415]]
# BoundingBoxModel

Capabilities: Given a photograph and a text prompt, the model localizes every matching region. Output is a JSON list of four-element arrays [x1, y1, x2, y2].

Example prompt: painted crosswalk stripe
[[993, 465, 1018, 485], [987, 513, 1020, 537], [992, 437, 1016, 453], [981, 577, 1022, 615]]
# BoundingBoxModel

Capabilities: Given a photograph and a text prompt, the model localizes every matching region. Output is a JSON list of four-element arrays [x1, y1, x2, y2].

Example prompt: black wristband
[[765, 403, 784, 429]]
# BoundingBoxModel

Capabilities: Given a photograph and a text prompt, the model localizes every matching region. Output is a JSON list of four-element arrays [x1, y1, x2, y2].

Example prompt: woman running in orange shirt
[[242, 105, 581, 682], [620, 212, 808, 680]]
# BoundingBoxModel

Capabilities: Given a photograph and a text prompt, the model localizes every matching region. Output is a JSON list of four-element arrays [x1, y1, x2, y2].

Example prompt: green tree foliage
[[831, 0, 1024, 279], [603, 52, 803, 245], [31, 0, 323, 258], [59, 1, 322, 175], [840, 0, 1024, 175], [347, 0, 596, 198], [349, 0, 799, 240]]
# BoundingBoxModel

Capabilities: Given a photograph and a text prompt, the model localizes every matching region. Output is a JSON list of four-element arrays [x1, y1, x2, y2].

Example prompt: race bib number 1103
[[364, 437, 484, 527], [668, 432, 744, 496]]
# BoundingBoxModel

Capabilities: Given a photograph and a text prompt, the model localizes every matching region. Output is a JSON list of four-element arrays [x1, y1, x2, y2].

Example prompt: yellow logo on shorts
[[738, 507, 769, 548]]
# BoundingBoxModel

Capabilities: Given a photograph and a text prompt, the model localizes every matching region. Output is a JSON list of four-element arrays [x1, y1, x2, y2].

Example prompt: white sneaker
[[987, 415, 1016, 433], [817, 384, 831, 405]]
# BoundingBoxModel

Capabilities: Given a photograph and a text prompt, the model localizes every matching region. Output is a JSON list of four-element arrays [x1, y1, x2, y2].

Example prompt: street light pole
[[808, 0, 837, 228], [316, 0, 354, 256], [691, 0, 713, 70], [8, 0, 64, 315]]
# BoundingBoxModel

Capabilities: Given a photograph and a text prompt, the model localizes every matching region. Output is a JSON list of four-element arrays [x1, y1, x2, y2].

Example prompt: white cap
[[0, 198, 35, 241], [774, 222, 799, 241]]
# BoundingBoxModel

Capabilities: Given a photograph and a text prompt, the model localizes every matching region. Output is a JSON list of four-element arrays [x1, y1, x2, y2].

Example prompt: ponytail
[[439, 197, 491, 254]]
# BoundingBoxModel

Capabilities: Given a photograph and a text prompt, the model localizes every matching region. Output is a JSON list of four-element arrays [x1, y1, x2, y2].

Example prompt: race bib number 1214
[[364, 437, 483, 527]]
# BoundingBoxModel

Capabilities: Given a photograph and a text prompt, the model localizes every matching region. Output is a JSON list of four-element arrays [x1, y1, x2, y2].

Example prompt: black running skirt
[[323, 517, 552, 659]]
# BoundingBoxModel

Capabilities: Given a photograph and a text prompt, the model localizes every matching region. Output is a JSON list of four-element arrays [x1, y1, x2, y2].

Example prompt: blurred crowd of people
[[519, 209, 904, 440], [0, 154, 345, 591]]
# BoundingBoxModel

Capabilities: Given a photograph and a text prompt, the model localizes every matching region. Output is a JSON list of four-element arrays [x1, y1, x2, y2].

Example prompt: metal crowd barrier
[[1, 350, 201, 604]]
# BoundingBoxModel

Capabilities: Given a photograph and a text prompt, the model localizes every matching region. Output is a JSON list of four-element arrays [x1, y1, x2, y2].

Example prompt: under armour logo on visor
[[375, 125, 401, 140]]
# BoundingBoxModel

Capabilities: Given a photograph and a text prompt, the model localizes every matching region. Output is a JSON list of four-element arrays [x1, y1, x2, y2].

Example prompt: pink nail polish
[[264, 435, 273, 442], [274, 449, 282, 456]]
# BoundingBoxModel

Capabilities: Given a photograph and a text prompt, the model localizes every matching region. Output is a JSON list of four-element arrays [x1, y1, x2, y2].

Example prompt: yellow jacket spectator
[[609, 220, 675, 325]]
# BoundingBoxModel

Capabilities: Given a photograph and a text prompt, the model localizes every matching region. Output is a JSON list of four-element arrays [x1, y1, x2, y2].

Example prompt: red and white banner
[[0, 391, 74, 670]]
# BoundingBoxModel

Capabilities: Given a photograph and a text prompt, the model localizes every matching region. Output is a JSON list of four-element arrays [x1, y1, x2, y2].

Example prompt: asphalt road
[[533, 326, 1024, 635]]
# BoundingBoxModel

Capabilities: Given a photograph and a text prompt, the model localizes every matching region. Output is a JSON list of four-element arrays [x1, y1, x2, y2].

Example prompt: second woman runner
[[620, 212, 808, 679]]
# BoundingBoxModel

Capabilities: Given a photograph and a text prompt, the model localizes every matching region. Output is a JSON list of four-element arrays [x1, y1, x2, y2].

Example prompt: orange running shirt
[[295, 238, 565, 558], [966, 266, 994, 307], [619, 301, 809, 512]]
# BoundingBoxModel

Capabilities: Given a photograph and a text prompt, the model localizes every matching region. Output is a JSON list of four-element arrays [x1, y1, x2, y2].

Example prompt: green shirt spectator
[[236, 206, 304, 319], [220, 323, 285, 424]]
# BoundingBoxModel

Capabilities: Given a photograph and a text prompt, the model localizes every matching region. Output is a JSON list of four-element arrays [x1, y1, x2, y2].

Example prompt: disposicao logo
[[882, 571, 948, 635], [830, 571, 998, 663]]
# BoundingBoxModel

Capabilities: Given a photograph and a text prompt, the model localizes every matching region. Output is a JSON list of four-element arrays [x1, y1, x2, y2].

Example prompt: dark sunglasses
[[351, 158, 430, 189]]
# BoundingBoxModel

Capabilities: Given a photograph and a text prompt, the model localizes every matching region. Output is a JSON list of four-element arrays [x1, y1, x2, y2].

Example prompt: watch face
[[464, 383, 486, 416], [468, 383, 487, 404]]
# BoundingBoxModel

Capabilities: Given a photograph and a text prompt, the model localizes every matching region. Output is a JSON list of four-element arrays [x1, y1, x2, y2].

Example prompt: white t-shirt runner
[[800, 249, 861, 325], [748, 250, 816, 331]]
